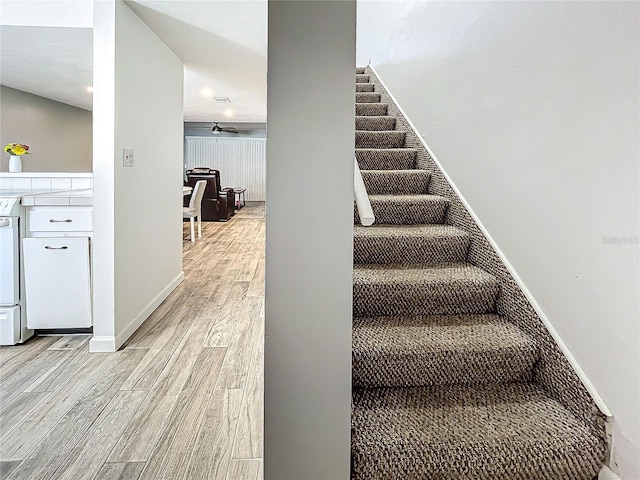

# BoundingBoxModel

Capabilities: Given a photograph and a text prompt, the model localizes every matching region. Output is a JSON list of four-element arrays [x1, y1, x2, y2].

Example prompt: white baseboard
[[599, 466, 622, 480], [88, 271, 184, 353], [114, 271, 184, 350], [89, 335, 116, 352], [368, 63, 611, 417]]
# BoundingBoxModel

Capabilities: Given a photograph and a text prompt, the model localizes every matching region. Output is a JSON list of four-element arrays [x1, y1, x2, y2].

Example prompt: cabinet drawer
[[29, 207, 92, 232]]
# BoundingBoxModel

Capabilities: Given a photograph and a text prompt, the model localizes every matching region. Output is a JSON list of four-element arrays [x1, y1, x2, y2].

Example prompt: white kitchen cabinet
[[28, 207, 92, 233], [27, 206, 92, 237], [23, 237, 92, 329]]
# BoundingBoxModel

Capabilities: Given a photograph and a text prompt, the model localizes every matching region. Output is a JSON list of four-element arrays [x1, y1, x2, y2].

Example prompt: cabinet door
[[23, 237, 92, 329]]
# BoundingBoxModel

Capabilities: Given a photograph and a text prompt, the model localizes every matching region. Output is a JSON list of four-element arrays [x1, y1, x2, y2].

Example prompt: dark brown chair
[[184, 168, 235, 221]]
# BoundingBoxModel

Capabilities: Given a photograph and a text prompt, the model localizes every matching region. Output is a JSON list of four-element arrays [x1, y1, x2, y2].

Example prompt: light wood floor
[[0, 203, 265, 480]]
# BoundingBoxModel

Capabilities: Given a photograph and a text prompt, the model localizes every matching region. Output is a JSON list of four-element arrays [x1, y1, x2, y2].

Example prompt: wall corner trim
[[88, 271, 184, 353], [114, 271, 185, 351], [367, 64, 612, 418]]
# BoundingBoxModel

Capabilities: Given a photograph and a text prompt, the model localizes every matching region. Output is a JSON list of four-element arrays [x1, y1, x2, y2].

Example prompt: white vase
[[8, 155, 22, 173]]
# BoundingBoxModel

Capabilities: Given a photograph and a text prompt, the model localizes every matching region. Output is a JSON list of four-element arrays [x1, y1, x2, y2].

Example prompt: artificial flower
[[4, 143, 30, 156]]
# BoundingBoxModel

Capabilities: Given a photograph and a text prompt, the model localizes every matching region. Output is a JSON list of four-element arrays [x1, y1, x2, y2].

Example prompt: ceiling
[[0, 0, 267, 123]]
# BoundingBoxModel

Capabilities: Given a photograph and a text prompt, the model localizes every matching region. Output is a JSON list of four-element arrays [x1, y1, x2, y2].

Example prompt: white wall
[[265, 1, 355, 478], [90, 0, 116, 348], [91, 0, 184, 352], [357, 1, 639, 476], [0, 86, 92, 172]]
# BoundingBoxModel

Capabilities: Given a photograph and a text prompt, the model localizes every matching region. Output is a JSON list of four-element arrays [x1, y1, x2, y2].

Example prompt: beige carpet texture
[[351, 66, 606, 480]]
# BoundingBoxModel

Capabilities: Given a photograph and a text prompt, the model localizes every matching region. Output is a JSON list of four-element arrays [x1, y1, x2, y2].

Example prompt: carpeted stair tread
[[361, 170, 430, 194], [356, 116, 395, 130], [356, 148, 416, 170], [354, 224, 470, 264], [355, 194, 448, 225], [353, 314, 538, 387], [356, 92, 382, 103], [351, 64, 605, 480], [356, 131, 405, 149], [356, 83, 375, 92], [353, 262, 499, 316], [356, 103, 388, 116], [351, 382, 604, 480]]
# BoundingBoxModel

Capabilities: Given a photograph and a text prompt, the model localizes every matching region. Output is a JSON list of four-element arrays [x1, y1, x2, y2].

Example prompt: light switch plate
[[123, 148, 135, 167]]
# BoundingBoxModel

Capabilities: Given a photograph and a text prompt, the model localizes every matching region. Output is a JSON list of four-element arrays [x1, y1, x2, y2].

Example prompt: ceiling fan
[[212, 122, 238, 135]]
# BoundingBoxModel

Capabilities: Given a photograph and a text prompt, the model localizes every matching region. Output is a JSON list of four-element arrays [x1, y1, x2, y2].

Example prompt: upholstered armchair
[[184, 168, 235, 221]]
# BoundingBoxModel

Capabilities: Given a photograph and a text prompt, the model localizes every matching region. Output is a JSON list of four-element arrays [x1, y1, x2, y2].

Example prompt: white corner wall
[[357, 2, 639, 477], [265, 1, 355, 478], [91, 0, 184, 352]]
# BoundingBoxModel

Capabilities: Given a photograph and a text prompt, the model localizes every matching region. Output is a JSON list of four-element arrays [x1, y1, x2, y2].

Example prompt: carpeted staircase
[[351, 66, 607, 479]]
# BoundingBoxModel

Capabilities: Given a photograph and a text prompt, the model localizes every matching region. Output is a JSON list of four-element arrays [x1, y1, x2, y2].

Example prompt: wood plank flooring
[[0, 202, 265, 480]]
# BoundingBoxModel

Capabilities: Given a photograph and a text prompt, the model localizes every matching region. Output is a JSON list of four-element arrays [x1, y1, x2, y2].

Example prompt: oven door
[[0, 216, 19, 306]]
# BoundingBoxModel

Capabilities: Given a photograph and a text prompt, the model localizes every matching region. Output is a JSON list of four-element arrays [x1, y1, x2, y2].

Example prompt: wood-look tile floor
[[0, 202, 265, 480]]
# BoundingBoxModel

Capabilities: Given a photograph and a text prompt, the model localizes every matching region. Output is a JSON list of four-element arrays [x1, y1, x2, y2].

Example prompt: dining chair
[[183, 180, 207, 242]]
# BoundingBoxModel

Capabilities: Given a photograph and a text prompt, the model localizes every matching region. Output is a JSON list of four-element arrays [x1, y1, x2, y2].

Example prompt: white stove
[[0, 190, 50, 344]]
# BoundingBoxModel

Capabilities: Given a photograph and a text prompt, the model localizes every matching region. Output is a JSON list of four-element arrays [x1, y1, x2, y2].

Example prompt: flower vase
[[8, 155, 22, 173]]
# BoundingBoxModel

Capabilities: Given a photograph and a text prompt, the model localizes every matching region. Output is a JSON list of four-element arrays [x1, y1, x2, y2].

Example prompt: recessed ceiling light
[[215, 97, 231, 104], [224, 109, 234, 118], [201, 88, 213, 97], [86, 86, 94, 93]]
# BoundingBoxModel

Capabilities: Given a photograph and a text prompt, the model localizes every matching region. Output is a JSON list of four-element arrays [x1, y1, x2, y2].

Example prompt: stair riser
[[356, 67, 366, 74], [356, 75, 370, 83], [355, 200, 448, 225], [362, 171, 430, 195], [356, 93, 381, 103], [356, 116, 395, 131], [353, 283, 499, 316], [356, 132, 405, 149], [356, 84, 375, 92], [356, 149, 416, 170], [353, 349, 535, 388], [354, 236, 469, 264], [356, 104, 388, 116]]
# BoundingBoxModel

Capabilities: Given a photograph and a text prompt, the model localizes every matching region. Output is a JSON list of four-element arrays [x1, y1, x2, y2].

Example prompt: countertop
[[20, 188, 94, 207]]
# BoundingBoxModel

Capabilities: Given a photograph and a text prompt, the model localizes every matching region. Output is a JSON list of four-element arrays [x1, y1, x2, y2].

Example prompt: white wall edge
[[89, 335, 116, 352], [599, 465, 622, 480], [113, 271, 185, 351], [88, 271, 184, 353], [368, 63, 612, 418]]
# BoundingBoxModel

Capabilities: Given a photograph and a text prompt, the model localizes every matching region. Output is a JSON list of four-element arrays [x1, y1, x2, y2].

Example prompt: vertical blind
[[184, 136, 266, 201]]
